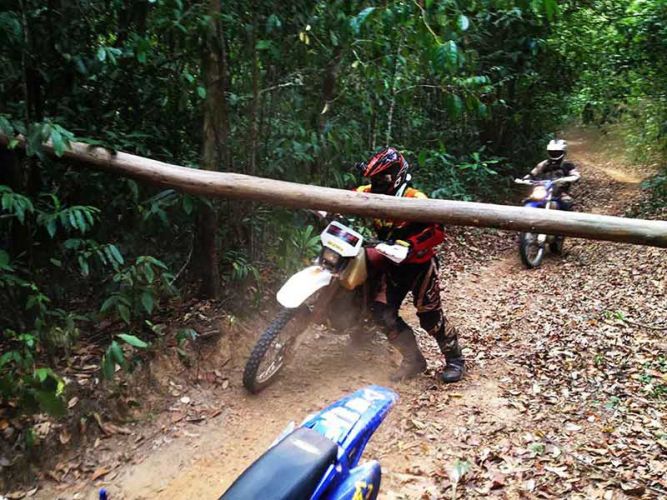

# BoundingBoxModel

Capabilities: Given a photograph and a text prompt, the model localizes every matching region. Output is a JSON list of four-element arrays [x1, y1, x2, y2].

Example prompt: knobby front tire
[[519, 232, 545, 269], [243, 307, 303, 394]]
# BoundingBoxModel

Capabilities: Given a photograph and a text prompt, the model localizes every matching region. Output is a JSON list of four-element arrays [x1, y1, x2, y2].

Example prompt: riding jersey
[[356, 185, 444, 264], [529, 160, 580, 196]]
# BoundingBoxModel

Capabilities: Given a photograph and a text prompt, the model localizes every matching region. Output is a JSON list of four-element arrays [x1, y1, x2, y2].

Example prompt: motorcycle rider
[[355, 147, 465, 384], [524, 139, 581, 210]]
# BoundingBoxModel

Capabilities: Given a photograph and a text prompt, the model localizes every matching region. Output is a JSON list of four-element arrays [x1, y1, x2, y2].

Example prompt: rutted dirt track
[[42, 129, 665, 499]]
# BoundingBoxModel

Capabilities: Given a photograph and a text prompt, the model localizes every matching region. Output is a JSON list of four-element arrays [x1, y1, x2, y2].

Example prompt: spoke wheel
[[519, 232, 545, 269], [243, 307, 309, 393]]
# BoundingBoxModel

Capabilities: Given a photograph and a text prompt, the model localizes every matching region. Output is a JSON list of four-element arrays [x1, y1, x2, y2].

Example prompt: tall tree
[[194, 0, 230, 298]]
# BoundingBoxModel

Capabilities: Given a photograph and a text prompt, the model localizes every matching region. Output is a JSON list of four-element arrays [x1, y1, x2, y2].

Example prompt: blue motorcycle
[[220, 385, 397, 500], [514, 178, 566, 268]]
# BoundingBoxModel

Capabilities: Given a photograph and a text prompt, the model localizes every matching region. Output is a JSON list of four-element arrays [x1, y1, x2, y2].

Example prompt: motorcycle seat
[[219, 426, 338, 500]]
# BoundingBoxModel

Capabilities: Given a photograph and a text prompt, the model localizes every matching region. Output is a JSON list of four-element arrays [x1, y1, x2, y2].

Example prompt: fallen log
[[1, 135, 666, 248]]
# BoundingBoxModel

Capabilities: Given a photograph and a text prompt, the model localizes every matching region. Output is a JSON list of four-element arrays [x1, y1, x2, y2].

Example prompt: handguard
[[375, 241, 410, 264]]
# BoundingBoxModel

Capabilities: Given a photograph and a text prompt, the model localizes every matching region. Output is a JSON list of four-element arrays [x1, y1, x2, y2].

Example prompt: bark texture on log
[[2, 134, 666, 248]]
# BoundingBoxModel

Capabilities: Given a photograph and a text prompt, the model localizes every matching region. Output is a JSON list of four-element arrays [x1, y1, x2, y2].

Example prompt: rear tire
[[243, 307, 307, 394], [519, 232, 545, 269]]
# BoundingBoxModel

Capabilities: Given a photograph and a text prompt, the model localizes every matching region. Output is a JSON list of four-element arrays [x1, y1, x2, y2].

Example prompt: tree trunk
[[249, 7, 259, 177], [247, 8, 261, 259], [385, 36, 404, 146], [5, 134, 666, 248], [16, 0, 42, 264], [193, 0, 230, 299], [310, 46, 343, 179], [0, 147, 30, 256]]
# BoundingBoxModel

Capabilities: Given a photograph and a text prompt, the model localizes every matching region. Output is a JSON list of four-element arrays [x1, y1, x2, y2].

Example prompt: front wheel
[[243, 307, 309, 394], [519, 232, 545, 269]]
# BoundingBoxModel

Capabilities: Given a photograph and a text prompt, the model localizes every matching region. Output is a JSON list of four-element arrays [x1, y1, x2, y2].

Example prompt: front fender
[[276, 266, 333, 309]]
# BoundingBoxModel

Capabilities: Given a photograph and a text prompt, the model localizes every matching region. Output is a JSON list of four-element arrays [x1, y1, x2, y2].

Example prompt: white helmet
[[547, 139, 567, 162]]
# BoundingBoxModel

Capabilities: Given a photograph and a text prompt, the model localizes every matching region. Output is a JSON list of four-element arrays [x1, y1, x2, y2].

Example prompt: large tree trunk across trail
[[1, 134, 666, 248]]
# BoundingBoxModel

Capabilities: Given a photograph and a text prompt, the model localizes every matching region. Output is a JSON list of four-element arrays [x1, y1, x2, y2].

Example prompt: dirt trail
[[41, 129, 665, 499]]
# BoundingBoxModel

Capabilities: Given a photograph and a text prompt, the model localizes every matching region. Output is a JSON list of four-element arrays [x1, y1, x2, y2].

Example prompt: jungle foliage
[[0, 0, 664, 428]]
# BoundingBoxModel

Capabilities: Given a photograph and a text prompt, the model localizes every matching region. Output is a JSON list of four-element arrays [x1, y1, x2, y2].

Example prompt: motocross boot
[[389, 329, 427, 382], [437, 339, 465, 383]]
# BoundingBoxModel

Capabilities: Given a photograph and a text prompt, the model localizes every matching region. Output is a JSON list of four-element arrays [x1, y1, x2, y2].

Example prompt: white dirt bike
[[242, 218, 408, 394]]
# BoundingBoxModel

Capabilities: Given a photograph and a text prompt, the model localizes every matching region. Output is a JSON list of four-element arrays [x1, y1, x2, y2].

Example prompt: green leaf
[[35, 367, 51, 383], [0, 116, 13, 135], [449, 459, 471, 483], [266, 14, 282, 33], [457, 15, 470, 31], [107, 47, 121, 64], [78, 255, 90, 276], [446, 94, 463, 117], [118, 333, 149, 349], [182, 195, 193, 215], [67, 210, 77, 230], [144, 264, 155, 283], [109, 340, 126, 368], [100, 295, 117, 313], [0, 250, 9, 270], [97, 46, 106, 62], [197, 86, 206, 99], [26, 123, 46, 158], [118, 304, 131, 324], [255, 39, 271, 50], [74, 209, 87, 232], [108, 244, 124, 266], [50, 127, 66, 157], [436, 40, 459, 70], [542, 0, 557, 20], [141, 291, 154, 314], [101, 353, 115, 379], [33, 389, 66, 417], [64, 238, 82, 250], [0, 351, 19, 368], [351, 7, 375, 34], [176, 328, 197, 345], [529, 442, 546, 455], [418, 151, 427, 168], [46, 219, 57, 238]]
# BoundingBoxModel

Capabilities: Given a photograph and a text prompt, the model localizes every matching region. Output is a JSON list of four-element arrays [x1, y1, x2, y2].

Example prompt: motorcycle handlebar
[[514, 178, 556, 186], [364, 238, 382, 247]]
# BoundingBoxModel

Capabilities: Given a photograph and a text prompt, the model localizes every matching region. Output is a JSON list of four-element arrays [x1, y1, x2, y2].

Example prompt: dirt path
[[40, 129, 665, 499]]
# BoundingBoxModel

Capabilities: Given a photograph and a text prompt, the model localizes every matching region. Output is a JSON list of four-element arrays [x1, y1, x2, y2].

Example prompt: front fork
[[536, 196, 553, 245], [308, 281, 342, 324], [280, 284, 342, 361]]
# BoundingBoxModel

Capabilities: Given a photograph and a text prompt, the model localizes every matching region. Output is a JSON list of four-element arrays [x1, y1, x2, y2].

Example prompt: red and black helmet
[[362, 147, 409, 195]]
